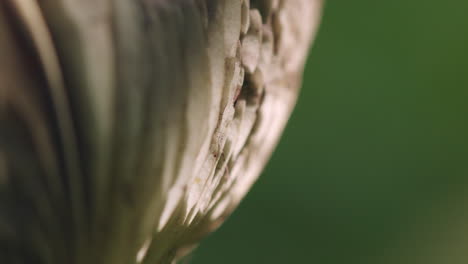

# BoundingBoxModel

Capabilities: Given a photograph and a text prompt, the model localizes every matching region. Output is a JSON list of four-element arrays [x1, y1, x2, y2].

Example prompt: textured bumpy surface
[[0, 0, 322, 263]]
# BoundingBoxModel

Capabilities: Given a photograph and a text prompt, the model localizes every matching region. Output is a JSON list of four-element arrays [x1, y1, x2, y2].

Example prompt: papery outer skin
[[0, 0, 322, 263]]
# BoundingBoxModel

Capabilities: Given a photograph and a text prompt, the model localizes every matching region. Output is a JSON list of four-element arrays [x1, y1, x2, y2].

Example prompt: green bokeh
[[193, 1, 468, 263]]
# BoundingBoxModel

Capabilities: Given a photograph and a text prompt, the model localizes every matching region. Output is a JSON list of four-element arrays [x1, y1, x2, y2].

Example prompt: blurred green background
[[193, 1, 468, 263]]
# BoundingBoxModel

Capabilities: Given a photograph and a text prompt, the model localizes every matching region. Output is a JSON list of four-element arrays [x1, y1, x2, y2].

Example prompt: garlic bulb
[[0, 0, 322, 263]]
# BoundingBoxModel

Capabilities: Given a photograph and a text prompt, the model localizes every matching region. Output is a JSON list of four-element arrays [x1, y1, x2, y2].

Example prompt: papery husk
[[0, 0, 322, 263]]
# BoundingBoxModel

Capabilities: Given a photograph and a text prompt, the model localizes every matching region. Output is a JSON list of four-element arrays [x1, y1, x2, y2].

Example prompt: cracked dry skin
[[0, 0, 322, 263]]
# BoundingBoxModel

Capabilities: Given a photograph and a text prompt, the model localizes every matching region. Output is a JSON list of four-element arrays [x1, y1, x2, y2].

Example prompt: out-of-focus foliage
[[193, 1, 468, 263]]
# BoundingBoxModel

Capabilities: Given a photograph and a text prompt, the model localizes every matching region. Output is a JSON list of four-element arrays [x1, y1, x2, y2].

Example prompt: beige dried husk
[[0, 0, 322, 263]]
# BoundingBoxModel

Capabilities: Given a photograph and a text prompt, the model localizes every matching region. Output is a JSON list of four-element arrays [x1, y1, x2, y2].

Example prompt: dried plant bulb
[[0, 0, 322, 263]]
